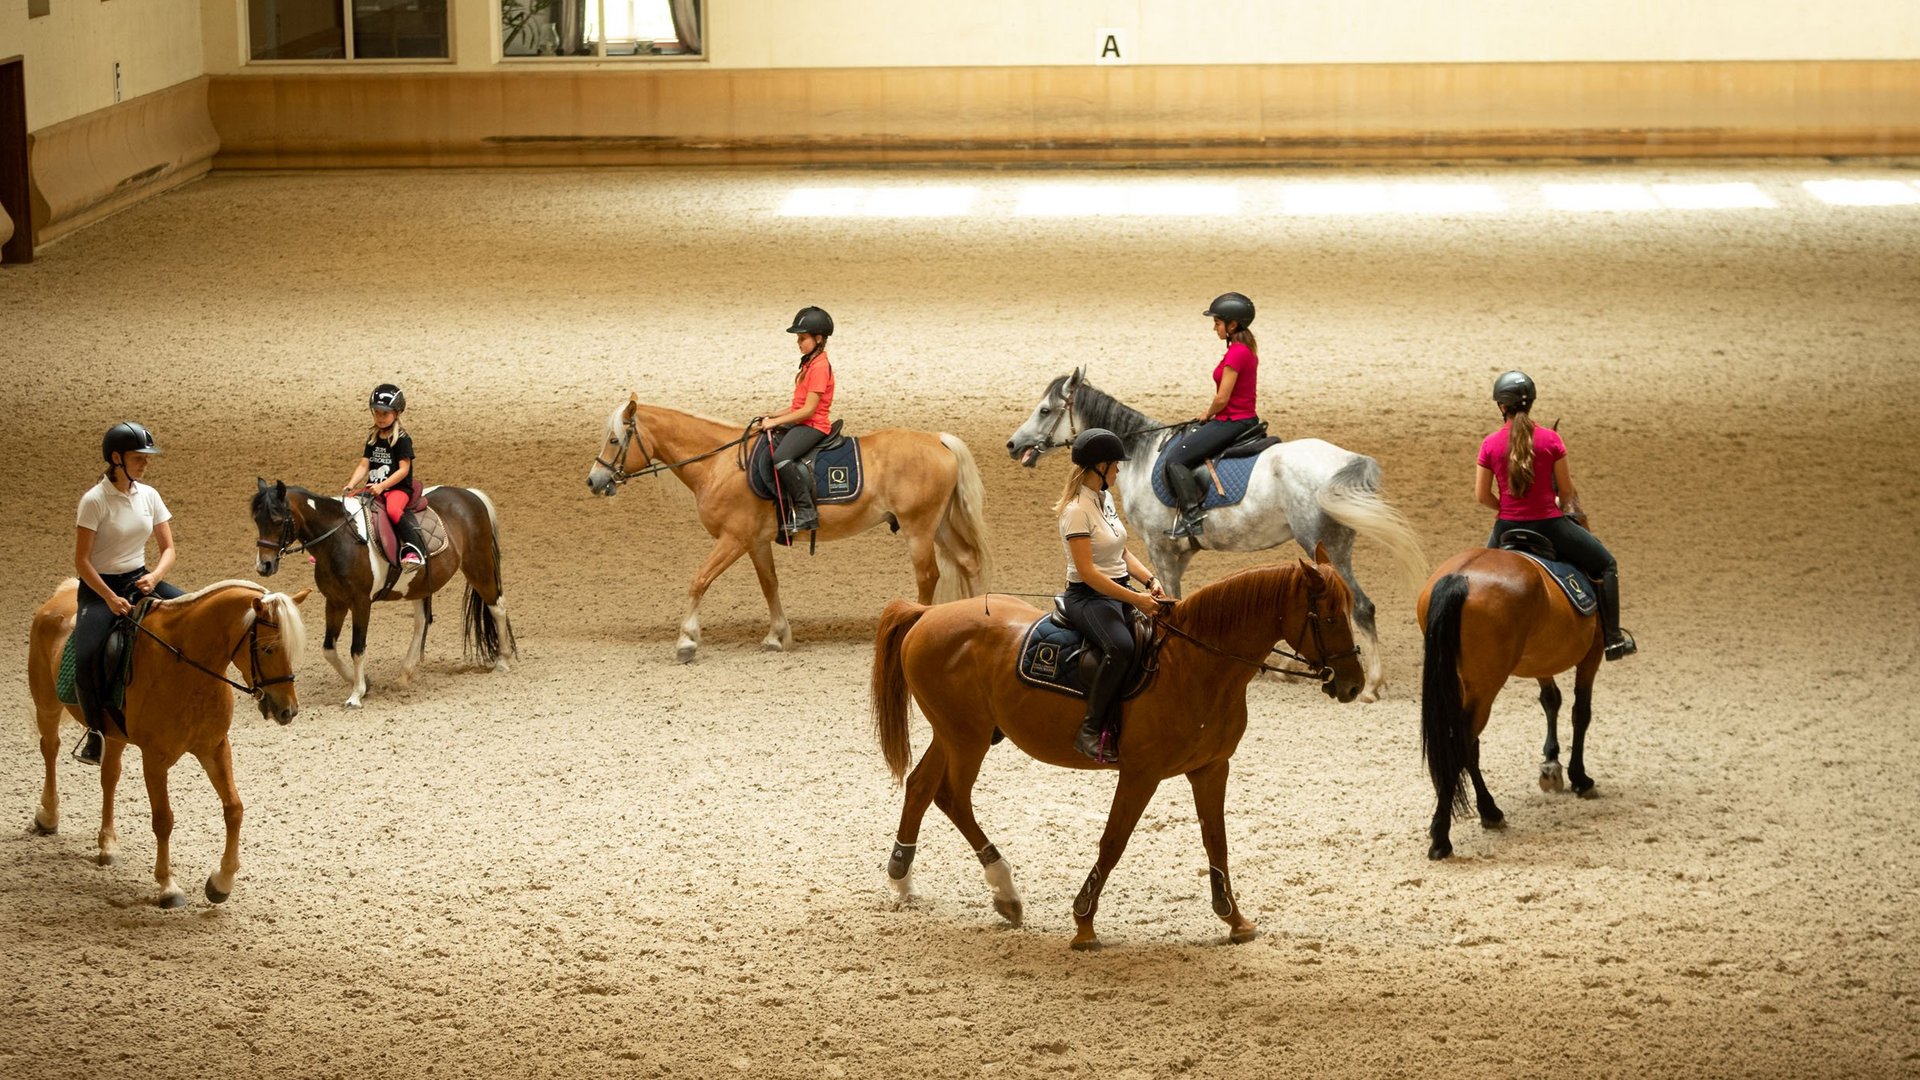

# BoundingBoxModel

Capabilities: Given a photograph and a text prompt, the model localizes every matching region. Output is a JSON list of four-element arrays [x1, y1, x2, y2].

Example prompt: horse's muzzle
[[1006, 441, 1041, 468]]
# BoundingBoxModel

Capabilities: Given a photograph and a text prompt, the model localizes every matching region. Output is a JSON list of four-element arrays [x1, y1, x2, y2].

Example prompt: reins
[[128, 607, 294, 699], [595, 415, 753, 486]]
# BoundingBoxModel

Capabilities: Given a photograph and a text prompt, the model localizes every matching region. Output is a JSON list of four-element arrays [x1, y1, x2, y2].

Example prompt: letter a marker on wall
[[1095, 28, 1131, 65]]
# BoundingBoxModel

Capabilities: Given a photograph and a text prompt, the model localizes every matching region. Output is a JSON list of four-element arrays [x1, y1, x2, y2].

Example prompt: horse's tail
[[871, 599, 929, 783], [932, 433, 993, 602], [1421, 573, 1474, 818], [462, 488, 518, 666], [1316, 454, 1430, 591]]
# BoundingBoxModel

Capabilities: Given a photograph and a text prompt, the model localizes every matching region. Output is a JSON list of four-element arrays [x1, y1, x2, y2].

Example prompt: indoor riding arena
[[3, 5, 1917, 1078]]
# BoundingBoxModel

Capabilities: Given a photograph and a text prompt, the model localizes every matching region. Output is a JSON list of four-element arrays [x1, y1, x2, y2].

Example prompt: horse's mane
[[1170, 564, 1300, 643], [631, 401, 741, 431], [157, 580, 308, 667], [1049, 375, 1161, 445]]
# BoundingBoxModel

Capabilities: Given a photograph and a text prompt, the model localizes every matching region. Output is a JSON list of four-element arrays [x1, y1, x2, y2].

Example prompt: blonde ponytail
[[1053, 466, 1093, 516], [1506, 410, 1537, 499]]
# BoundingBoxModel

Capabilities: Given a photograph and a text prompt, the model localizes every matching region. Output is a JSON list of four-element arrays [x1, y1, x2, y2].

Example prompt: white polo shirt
[[76, 478, 171, 574]]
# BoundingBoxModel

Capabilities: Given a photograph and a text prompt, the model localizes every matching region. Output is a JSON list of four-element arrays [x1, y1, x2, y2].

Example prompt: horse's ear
[[290, 587, 314, 607], [623, 395, 638, 419], [1313, 542, 1330, 565], [256, 476, 266, 493], [1298, 558, 1326, 587], [274, 479, 286, 498], [1068, 365, 1084, 389]]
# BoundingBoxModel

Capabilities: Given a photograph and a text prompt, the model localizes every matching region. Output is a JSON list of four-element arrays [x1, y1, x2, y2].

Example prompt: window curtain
[[669, 0, 702, 54], [555, 0, 590, 56]]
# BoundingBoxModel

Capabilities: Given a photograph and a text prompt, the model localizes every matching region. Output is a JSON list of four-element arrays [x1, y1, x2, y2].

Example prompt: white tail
[[1315, 457, 1429, 591]]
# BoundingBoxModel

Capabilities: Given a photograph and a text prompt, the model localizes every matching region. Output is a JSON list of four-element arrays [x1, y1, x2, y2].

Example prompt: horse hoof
[[1574, 781, 1598, 799], [1538, 765, 1565, 793], [1427, 842, 1452, 861], [1357, 691, 1379, 705], [1480, 812, 1507, 830], [96, 851, 117, 867], [1069, 935, 1103, 952], [205, 877, 230, 905], [761, 641, 783, 653], [675, 646, 696, 665], [1228, 925, 1259, 945], [30, 816, 56, 837], [156, 891, 189, 910], [993, 897, 1023, 928]]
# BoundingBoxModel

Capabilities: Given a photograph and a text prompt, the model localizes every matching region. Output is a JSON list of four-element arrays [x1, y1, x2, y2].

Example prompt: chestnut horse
[[586, 396, 992, 662], [1416, 548, 1606, 860], [26, 579, 310, 907], [870, 557, 1366, 949], [251, 479, 516, 707]]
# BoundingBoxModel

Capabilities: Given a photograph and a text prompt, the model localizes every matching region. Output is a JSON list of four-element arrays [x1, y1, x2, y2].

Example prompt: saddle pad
[[1148, 437, 1276, 510], [1509, 550, 1600, 615], [351, 498, 450, 563], [746, 432, 864, 505], [1014, 614, 1151, 701], [55, 628, 132, 709]]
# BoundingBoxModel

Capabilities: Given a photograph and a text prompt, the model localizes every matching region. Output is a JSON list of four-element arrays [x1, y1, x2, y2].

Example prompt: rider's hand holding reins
[[107, 593, 133, 617]]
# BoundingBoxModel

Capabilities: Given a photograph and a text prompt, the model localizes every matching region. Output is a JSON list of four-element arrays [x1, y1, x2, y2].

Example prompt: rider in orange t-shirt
[[756, 306, 836, 533]]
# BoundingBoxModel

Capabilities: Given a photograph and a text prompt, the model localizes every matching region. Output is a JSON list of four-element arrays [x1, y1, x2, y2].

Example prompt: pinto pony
[[1416, 548, 1609, 860], [587, 396, 992, 662], [251, 479, 515, 708], [26, 579, 310, 907], [870, 557, 1365, 949]]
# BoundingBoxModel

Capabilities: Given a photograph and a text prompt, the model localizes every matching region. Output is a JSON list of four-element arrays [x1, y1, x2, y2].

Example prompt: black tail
[[1421, 573, 1474, 818]]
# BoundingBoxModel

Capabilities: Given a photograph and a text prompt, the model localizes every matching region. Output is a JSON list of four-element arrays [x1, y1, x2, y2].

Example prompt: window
[[29, 0, 50, 18], [502, 1, 702, 59], [248, 0, 450, 61]]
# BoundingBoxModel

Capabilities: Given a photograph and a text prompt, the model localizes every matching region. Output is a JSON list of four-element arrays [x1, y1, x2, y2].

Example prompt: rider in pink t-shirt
[[1476, 370, 1636, 660], [1164, 292, 1264, 540]]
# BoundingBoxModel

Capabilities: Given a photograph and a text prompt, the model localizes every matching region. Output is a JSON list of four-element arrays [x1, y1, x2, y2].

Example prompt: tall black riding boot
[[1164, 466, 1208, 540], [776, 460, 819, 533], [1075, 653, 1124, 763], [397, 511, 426, 563], [1598, 572, 1637, 660]]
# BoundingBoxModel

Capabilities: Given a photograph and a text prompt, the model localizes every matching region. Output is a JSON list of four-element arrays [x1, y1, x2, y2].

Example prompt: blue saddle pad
[[1015, 614, 1151, 700], [746, 432, 864, 505], [1508, 551, 1600, 615], [1148, 438, 1276, 510]]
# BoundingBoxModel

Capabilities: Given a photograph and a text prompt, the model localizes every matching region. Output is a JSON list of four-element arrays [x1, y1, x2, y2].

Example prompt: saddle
[[348, 486, 450, 599], [1496, 529, 1599, 615], [1014, 597, 1159, 701], [744, 420, 864, 506], [1150, 422, 1284, 511], [55, 597, 159, 724]]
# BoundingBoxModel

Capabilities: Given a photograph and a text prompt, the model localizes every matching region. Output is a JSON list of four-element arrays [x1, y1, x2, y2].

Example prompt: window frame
[[496, 0, 707, 64], [244, 0, 457, 66]]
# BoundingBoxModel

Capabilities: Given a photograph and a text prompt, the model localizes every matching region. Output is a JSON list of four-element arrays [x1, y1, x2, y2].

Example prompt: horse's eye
[[263, 646, 277, 655], [1039, 406, 1051, 416]]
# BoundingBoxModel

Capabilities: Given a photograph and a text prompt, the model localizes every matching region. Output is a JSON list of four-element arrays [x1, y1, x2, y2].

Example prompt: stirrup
[[71, 728, 105, 766], [1604, 629, 1638, 661], [1165, 512, 1205, 540], [400, 545, 424, 565]]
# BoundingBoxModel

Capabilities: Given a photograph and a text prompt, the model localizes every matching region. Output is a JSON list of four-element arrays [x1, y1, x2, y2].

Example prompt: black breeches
[[771, 425, 826, 465], [1491, 516, 1617, 581], [73, 569, 184, 732], [1163, 418, 1261, 506], [1063, 579, 1134, 722]]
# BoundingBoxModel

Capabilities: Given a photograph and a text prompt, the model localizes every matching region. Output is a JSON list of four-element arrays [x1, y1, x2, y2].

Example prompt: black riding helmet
[[1070, 428, 1128, 468], [786, 306, 834, 337], [102, 421, 161, 465], [369, 383, 407, 413], [1492, 370, 1536, 413], [1204, 292, 1256, 330]]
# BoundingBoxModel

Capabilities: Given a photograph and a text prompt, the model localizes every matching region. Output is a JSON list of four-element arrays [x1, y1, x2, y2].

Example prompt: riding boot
[[1165, 466, 1209, 540], [72, 727, 105, 766], [1075, 653, 1125, 763], [777, 460, 819, 533], [396, 511, 426, 564], [1598, 572, 1637, 660]]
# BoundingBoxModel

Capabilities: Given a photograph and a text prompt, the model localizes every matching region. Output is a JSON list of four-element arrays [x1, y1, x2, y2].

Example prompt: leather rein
[[130, 607, 294, 699], [1152, 578, 1359, 683], [595, 416, 754, 486]]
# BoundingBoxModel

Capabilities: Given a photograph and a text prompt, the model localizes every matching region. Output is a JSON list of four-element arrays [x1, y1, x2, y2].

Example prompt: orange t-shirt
[[790, 355, 834, 434]]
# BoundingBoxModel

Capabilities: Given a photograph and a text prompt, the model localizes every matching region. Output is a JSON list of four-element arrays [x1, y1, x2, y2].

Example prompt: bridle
[[594, 414, 751, 487], [131, 608, 296, 699], [1024, 380, 1191, 461], [1155, 574, 1360, 683], [256, 493, 349, 560]]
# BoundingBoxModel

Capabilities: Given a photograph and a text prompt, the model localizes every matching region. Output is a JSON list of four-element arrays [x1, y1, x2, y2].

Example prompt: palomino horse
[[1006, 369, 1428, 702], [251, 479, 516, 707], [870, 556, 1366, 949], [586, 396, 993, 662], [1416, 547, 1606, 860], [26, 579, 309, 907]]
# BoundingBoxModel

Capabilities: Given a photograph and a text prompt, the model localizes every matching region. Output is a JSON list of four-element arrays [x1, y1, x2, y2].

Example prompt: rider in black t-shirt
[[343, 384, 425, 565]]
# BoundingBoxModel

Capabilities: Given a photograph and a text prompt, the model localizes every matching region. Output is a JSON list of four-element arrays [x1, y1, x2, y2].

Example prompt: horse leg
[[345, 601, 372, 708], [1537, 678, 1565, 792], [906, 524, 941, 604], [886, 742, 948, 903], [1071, 771, 1160, 951], [196, 738, 243, 904], [1310, 526, 1384, 702], [677, 535, 747, 664], [744, 540, 793, 652], [1430, 696, 1495, 860], [930, 738, 1021, 928], [31, 699, 63, 836], [96, 737, 126, 866], [321, 597, 353, 687], [143, 755, 187, 908], [1568, 651, 1602, 797], [1469, 737, 1505, 829], [400, 599, 429, 685], [1187, 760, 1257, 943], [1145, 536, 1197, 598]]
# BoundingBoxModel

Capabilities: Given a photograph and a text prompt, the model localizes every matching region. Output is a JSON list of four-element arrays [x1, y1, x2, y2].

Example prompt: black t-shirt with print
[[364, 433, 415, 486]]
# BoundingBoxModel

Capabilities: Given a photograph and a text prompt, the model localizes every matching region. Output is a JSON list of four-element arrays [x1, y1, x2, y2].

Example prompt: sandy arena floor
[[1, 164, 1917, 1079]]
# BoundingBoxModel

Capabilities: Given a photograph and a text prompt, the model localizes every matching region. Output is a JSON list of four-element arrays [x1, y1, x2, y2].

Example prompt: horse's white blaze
[[983, 856, 1018, 903]]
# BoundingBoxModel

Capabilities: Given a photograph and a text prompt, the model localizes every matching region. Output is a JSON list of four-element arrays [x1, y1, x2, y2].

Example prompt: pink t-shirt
[[789, 355, 834, 434], [1478, 422, 1567, 521], [1213, 342, 1258, 421]]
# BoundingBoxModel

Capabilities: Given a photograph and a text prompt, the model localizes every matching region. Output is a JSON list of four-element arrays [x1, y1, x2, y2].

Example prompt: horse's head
[[1006, 367, 1085, 468], [250, 588, 312, 725], [588, 395, 649, 497], [1299, 545, 1367, 703], [251, 478, 294, 577]]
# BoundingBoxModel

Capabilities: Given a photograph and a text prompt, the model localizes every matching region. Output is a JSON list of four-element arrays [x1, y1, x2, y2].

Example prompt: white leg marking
[[402, 601, 429, 684], [488, 601, 512, 672]]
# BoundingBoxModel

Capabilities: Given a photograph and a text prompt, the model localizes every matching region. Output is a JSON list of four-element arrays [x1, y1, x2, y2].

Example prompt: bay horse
[[586, 395, 993, 662], [250, 479, 516, 708], [1007, 369, 1429, 702], [870, 555, 1366, 949], [26, 579, 310, 907], [1416, 547, 1606, 860]]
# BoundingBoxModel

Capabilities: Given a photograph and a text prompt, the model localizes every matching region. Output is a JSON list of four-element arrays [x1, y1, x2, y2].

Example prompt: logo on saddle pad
[[1031, 642, 1061, 678], [826, 465, 853, 497]]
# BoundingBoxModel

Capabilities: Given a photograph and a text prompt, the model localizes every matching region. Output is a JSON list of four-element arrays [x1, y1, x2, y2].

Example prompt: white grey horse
[[1006, 368, 1429, 702]]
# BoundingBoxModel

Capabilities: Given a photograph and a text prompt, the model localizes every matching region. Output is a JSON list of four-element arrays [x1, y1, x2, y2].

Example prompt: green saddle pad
[[55, 629, 131, 710]]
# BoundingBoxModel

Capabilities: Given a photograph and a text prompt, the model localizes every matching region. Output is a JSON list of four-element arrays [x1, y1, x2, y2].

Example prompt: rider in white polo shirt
[[70, 422, 184, 765]]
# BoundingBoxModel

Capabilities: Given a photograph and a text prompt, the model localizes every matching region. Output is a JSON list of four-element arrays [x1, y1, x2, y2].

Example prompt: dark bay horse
[[870, 556, 1366, 949], [586, 396, 992, 662], [251, 479, 515, 707], [1416, 548, 1607, 860], [27, 579, 309, 907]]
